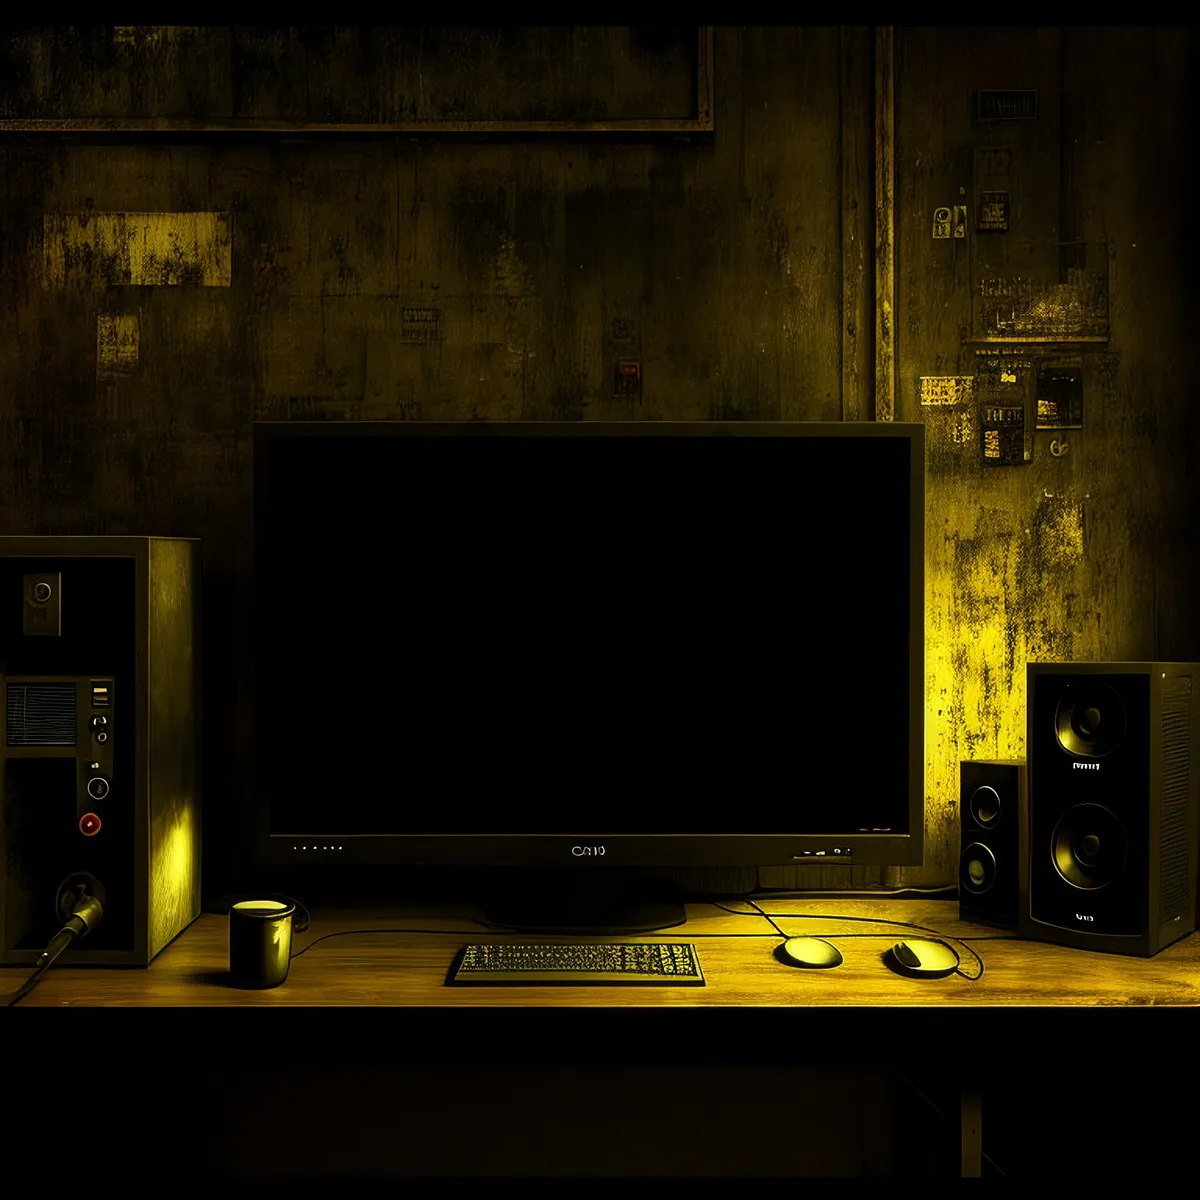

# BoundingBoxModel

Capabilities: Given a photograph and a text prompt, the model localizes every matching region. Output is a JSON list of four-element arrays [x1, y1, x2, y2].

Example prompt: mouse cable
[[746, 886, 958, 901], [5, 895, 105, 1007], [285, 927, 1017, 957], [891, 1067, 1010, 1179], [282, 907, 1015, 967], [729, 899, 988, 981], [737, 898, 985, 981], [286, 926, 813, 958]]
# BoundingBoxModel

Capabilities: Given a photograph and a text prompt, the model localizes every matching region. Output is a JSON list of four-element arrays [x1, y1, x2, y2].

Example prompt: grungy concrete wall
[[873, 26, 1200, 886], [0, 26, 1196, 895]]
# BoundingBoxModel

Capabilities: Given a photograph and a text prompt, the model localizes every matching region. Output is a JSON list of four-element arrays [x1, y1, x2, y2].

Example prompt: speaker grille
[[5, 682, 77, 747], [1159, 676, 1192, 922]]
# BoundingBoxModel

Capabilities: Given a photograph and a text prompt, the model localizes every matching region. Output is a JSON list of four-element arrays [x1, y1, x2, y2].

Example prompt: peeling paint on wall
[[110, 27, 198, 45], [1034, 495, 1086, 567], [974, 260, 1109, 340], [43, 212, 232, 289]]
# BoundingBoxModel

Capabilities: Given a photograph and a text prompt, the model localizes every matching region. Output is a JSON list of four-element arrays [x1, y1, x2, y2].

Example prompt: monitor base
[[480, 872, 687, 935]]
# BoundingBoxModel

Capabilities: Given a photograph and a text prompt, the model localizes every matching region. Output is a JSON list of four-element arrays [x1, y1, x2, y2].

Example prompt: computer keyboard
[[446, 941, 705, 986]]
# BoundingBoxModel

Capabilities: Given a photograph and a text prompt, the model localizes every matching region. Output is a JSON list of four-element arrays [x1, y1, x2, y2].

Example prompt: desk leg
[[960, 1081, 982, 1177]]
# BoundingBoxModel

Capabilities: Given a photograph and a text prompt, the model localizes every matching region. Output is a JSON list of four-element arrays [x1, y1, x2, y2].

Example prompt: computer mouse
[[885, 938, 960, 979], [778, 936, 843, 969]]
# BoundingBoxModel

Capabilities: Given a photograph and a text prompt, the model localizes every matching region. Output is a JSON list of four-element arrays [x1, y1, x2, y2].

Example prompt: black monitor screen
[[255, 424, 917, 846]]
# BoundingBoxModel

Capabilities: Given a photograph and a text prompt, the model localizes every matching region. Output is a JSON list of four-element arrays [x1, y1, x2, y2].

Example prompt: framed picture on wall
[[0, 26, 714, 134]]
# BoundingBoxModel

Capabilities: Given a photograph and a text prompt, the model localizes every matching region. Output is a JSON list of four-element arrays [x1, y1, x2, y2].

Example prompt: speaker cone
[[1050, 803, 1127, 890], [1054, 682, 1127, 758], [969, 784, 1002, 828], [959, 842, 996, 895]]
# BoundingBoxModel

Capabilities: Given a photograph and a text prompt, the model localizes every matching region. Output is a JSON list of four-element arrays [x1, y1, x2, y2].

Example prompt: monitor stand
[[480, 870, 687, 935]]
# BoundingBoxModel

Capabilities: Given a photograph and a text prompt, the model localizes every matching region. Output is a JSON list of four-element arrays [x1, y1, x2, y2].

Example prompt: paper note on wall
[[920, 376, 974, 406]]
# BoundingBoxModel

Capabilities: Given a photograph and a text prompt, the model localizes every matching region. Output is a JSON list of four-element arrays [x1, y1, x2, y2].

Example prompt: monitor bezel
[[252, 421, 925, 869]]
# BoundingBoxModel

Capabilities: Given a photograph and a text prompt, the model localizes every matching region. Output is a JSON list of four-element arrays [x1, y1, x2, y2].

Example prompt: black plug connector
[[8, 894, 106, 1007]]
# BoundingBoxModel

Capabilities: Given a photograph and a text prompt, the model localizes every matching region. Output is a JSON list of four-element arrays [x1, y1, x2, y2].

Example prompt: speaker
[[959, 760, 1025, 928], [0, 537, 201, 966], [1024, 662, 1200, 957]]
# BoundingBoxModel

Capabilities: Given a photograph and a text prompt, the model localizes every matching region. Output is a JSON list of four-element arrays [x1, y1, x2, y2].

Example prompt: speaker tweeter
[[22, 572, 62, 636]]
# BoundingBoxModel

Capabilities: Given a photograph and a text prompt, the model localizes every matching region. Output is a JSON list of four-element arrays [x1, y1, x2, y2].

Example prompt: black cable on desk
[[287, 919, 1018, 959], [281, 894, 1022, 972], [288, 926, 808, 957], [750, 885, 959, 900], [291, 926, 484, 958]]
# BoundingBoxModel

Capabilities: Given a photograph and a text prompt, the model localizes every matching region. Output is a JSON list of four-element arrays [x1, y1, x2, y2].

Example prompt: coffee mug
[[228, 894, 310, 989]]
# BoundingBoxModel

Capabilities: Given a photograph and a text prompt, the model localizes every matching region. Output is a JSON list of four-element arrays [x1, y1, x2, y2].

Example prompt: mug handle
[[274, 893, 310, 935], [230, 892, 309, 934]]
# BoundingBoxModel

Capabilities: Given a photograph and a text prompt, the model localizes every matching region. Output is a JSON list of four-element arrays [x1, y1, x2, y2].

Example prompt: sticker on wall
[[611, 317, 635, 344], [614, 360, 642, 400], [977, 191, 1010, 233], [974, 353, 1034, 410], [951, 410, 973, 445], [43, 212, 231, 289], [980, 405, 1028, 466], [920, 376, 974, 406], [96, 314, 139, 379], [933, 207, 967, 239], [975, 90, 1039, 121], [399, 306, 442, 344], [1035, 365, 1084, 429]]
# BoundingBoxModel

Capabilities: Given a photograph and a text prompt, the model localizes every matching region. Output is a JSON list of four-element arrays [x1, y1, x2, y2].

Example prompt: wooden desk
[[7, 899, 1199, 1179], [13, 898, 1200, 1007]]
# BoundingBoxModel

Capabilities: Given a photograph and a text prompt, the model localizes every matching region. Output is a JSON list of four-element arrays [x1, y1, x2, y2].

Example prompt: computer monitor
[[253, 421, 924, 928]]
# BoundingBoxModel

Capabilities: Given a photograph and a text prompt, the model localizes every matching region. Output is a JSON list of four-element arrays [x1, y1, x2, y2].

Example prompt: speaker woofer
[[1054, 682, 1127, 758], [969, 784, 1002, 828], [1050, 803, 1127, 890], [959, 842, 997, 895]]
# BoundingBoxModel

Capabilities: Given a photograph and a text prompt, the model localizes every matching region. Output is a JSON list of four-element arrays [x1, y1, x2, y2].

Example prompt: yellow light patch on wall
[[929, 532, 1026, 770], [43, 212, 232, 289], [1036, 498, 1086, 566], [97, 313, 139, 378]]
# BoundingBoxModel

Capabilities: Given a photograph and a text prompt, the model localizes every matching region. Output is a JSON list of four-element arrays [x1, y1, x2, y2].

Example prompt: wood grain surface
[[7, 899, 1198, 1007]]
